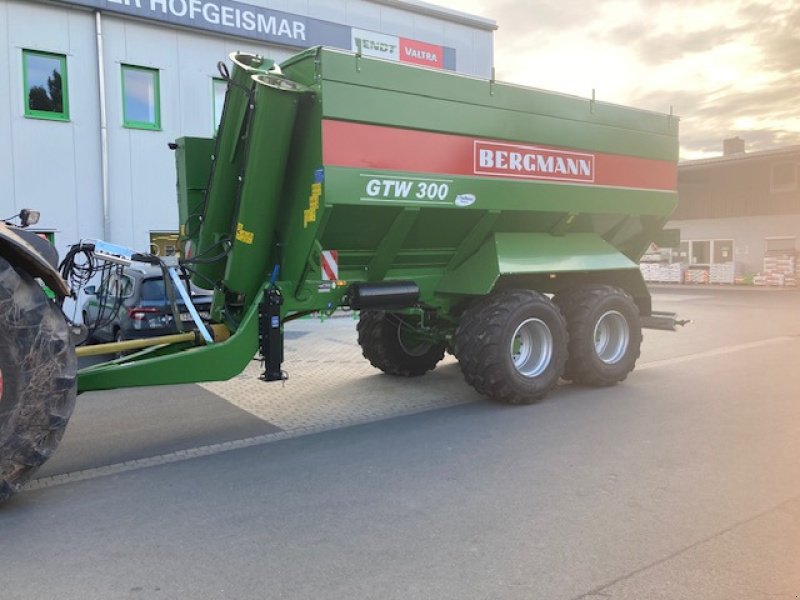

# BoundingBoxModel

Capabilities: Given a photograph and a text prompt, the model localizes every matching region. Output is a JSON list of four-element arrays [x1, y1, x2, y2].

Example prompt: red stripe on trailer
[[321, 120, 676, 192], [321, 250, 338, 281]]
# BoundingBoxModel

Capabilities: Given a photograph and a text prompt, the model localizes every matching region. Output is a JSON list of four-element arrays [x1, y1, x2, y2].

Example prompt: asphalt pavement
[[1, 286, 799, 599]]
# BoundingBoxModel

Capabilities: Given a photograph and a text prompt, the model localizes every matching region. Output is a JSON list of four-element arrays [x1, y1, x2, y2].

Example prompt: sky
[[432, 0, 799, 160]]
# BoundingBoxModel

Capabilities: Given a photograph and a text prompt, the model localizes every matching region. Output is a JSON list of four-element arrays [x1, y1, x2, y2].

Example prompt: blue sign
[[57, 0, 351, 49], [53, 0, 457, 70]]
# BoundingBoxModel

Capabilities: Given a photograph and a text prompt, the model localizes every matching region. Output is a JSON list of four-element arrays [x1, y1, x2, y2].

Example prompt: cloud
[[619, 1, 800, 156], [633, 78, 800, 157], [463, 0, 604, 38], [609, 1, 800, 68], [433, 0, 800, 157], [606, 23, 742, 64], [752, 3, 800, 72]]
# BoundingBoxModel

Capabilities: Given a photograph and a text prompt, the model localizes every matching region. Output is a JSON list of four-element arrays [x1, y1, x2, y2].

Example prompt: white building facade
[[0, 0, 495, 256]]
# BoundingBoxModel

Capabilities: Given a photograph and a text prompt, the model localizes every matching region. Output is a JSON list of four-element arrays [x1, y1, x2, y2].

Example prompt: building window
[[212, 77, 227, 134], [149, 231, 179, 257], [31, 231, 55, 244], [681, 239, 736, 265], [765, 237, 796, 253], [689, 240, 711, 265], [712, 239, 734, 263], [677, 241, 690, 265], [122, 65, 161, 130], [23, 50, 69, 121], [771, 163, 798, 192]]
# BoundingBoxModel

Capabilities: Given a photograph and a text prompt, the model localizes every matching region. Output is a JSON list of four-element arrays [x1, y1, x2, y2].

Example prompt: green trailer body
[[1, 45, 682, 501], [246, 46, 677, 314], [76, 46, 678, 393]]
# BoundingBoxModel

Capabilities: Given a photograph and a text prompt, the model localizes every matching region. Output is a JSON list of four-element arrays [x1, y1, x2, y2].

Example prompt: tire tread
[[555, 285, 641, 386], [0, 258, 76, 503], [357, 311, 445, 377], [454, 290, 567, 404]]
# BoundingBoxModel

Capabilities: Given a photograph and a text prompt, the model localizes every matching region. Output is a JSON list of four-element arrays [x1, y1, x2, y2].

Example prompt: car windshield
[[140, 277, 189, 302]]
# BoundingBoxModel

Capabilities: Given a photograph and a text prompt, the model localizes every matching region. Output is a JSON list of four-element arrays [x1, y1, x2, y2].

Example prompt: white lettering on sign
[[363, 177, 451, 202], [475, 140, 595, 183], [136, 0, 307, 40], [403, 47, 438, 62]]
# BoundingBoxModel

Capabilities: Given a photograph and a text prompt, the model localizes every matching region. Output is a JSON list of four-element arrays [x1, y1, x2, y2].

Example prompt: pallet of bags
[[761, 252, 797, 287], [640, 263, 683, 283], [684, 268, 710, 284], [663, 263, 684, 283], [639, 263, 656, 282], [710, 263, 736, 284], [765, 273, 786, 287]]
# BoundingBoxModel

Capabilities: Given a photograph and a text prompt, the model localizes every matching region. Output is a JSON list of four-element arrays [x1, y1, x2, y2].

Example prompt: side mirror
[[84, 285, 97, 296]]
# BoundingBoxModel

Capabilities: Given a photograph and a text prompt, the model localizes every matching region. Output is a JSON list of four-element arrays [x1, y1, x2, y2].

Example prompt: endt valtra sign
[[351, 28, 445, 69]]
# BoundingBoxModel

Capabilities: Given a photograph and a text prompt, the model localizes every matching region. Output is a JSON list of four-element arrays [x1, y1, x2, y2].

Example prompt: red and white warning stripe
[[321, 250, 338, 281]]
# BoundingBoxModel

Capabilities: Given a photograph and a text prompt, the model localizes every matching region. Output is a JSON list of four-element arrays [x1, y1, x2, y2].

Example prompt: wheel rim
[[510, 318, 553, 377], [594, 310, 630, 364]]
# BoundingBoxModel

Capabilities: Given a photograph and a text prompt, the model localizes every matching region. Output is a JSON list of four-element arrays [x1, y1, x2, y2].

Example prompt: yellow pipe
[[76, 324, 230, 357]]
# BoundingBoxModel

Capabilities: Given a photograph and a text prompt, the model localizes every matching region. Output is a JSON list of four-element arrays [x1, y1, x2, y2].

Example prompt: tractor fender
[[0, 221, 70, 297]]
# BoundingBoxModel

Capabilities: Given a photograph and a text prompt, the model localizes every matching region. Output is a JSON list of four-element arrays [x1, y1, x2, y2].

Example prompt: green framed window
[[23, 50, 69, 121], [32, 231, 56, 244], [121, 64, 161, 130], [212, 77, 227, 134]]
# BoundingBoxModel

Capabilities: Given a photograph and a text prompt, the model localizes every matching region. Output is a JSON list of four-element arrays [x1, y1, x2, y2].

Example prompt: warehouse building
[[642, 139, 800, 285], [0, 0, 495, 257]]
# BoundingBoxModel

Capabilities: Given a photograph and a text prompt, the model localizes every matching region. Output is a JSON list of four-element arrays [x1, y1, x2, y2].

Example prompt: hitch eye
[[19, 209, 40, 227]]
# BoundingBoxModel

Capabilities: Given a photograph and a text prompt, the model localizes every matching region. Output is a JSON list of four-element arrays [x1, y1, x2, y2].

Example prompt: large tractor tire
[[357, 310, 446, 377], [555, 285, 642, 387], [0, 257, 77, 503], [454, 290, 568, 404]]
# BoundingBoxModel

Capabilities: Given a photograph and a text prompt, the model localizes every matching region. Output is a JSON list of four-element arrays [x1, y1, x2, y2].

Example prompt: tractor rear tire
[[0, 257, 77, 503], [357, 311, 445, 376], [555, 285, 642, 386], [454, 290, 567, 404]]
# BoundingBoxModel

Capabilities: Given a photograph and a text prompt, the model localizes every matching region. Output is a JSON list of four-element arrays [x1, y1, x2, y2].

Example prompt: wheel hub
[[397, 326, 432, 357], [510, 318, 553, 377], [594, 310, 630, 364]]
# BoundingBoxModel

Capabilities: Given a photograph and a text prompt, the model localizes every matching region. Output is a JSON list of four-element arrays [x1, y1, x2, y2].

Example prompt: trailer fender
[[0, 221, 70, 297], [435, 232, 638, 296]]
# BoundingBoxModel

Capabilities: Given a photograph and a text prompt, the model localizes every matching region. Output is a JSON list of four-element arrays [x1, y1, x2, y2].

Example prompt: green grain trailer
[[0, 47, 680, 502]]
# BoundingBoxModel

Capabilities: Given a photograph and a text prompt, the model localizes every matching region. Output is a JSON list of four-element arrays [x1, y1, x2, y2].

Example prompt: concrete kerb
[[648, 283, 800, 292]]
